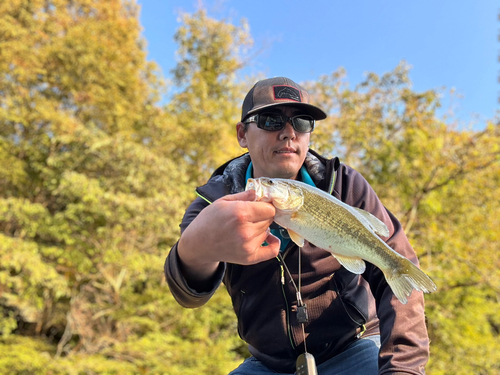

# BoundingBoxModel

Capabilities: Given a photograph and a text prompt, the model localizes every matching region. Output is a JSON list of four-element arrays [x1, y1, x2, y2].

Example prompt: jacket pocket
[[333, 277, 368, 326]]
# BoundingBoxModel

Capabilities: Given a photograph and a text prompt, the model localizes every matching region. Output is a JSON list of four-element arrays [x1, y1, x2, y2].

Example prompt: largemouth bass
[[245, 177, 437, 304]]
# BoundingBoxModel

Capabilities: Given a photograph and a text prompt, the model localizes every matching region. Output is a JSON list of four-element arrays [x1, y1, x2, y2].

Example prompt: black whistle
[[297, 305, 309, 323]]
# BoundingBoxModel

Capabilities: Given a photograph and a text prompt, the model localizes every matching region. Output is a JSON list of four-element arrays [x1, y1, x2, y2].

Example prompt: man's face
[[237, 106, 311, 180]]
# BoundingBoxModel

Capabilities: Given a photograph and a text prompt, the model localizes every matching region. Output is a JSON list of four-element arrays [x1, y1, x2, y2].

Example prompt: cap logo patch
[[273, 85, 301, 102]]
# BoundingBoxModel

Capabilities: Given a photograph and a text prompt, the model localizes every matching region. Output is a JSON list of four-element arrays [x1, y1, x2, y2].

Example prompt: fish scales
[[246, 177, 437, 304], [277, 184, 402, 271]]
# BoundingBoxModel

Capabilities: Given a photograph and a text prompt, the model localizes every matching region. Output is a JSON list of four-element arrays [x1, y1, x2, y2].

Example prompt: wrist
[[178, 235, 220, 284]]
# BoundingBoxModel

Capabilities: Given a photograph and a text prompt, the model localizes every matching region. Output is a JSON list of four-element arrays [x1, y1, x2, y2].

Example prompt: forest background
[[0, 1, 499, 374]]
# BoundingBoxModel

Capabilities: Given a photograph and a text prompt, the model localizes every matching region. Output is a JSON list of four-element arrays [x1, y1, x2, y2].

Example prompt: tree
[[0, 1, 245, 374], [308, 63, 500, 374], [164, 9, 253, 184]]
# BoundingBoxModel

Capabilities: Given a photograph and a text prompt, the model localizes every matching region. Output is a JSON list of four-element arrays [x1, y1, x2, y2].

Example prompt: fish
[[245, 177, 437, 304]]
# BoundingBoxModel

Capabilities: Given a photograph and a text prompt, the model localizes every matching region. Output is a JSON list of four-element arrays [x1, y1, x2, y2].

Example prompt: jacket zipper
[[328, 160, 339, 195], [277, 258, 296, 351]]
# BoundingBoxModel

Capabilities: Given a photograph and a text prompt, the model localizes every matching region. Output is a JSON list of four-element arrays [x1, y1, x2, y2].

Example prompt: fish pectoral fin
[[332, 254, 366, 274], [352, 207, 390, 237], [288, 229, 305, 247]]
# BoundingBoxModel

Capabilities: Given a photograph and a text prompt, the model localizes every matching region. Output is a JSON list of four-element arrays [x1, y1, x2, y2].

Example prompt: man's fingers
[[214, 191, 275, 223], [254, 233, 281, 262], [264, 233, 281, 251]]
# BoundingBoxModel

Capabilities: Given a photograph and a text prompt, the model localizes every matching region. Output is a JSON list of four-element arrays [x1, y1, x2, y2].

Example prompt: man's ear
[[236, 122, 248, 148]]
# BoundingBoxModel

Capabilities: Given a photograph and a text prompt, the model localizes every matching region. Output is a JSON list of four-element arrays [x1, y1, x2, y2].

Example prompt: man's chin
[[270, 163, 301, 179]]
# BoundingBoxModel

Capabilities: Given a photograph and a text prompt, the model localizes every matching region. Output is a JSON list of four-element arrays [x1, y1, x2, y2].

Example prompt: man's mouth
[[275, 148, 296, 154]]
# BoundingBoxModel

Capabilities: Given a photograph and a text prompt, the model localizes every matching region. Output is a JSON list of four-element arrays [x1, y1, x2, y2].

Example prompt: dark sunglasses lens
[[259, 114, 285, 131], [257, 113, 315, 132], [292, 116, 314, 132]]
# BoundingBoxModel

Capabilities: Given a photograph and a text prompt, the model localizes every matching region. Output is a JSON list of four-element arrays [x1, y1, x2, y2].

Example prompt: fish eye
[[268, 180, 274, 185]]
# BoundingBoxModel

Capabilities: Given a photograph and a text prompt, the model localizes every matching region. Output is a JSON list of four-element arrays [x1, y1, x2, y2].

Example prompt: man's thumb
[[220, 189, 256, 202]]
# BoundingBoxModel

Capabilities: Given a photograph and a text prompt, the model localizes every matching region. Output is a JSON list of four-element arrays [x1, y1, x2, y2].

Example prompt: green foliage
[[0, 1, 248, 374], [165, 9, 252, 184], [309, 65, 500, 374], [1, 1, 498, 374]]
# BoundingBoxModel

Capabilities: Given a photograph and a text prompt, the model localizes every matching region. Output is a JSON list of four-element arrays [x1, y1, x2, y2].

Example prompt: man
[[165, 77, 430, 374]]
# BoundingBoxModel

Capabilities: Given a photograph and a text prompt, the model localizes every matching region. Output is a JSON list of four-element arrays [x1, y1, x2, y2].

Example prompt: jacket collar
[[196, 150, 332, 203]]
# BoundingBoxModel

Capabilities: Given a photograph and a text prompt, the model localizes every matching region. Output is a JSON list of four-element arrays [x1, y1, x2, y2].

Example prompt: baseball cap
[[241, 77, 327, 122]]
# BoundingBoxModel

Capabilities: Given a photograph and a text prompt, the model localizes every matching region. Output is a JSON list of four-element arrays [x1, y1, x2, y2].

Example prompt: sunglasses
[[244, 112, 315, 133]]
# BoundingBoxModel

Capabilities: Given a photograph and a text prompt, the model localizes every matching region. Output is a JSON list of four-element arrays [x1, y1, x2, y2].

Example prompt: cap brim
[[245, 102, 327, 121]]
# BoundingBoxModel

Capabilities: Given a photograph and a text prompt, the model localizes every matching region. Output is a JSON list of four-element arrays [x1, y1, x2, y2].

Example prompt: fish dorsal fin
[[351, 207, 390, 237], [288, 229, 305, 247], [332, 254, 366, 274]]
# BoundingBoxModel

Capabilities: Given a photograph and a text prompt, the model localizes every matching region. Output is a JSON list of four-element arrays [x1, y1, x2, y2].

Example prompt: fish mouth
[[246, 179, 264, 200], [246, 179, 258, 192], [246, 178, 273, 202]]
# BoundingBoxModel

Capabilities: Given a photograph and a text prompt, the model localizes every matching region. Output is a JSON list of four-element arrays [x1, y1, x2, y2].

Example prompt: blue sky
[[137, 0, 498, 127]]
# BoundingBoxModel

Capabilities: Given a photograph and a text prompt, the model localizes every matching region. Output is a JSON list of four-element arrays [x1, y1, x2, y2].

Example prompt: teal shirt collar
[[245, 161, 316, 188]]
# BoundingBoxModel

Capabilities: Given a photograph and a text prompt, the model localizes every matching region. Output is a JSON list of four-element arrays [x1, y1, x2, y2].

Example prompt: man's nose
[[279, 121, 296, 140]]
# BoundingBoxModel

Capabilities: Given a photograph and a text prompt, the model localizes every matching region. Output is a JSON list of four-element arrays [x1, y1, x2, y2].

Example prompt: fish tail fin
[[385, 259, 437, 304]]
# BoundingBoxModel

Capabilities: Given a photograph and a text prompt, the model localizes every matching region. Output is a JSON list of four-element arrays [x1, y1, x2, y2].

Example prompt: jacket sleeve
[[164, 197, 226, 308], [337, 165, 430, 375]]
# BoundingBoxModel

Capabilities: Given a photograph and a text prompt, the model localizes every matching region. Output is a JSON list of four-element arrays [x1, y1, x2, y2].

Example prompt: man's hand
[[177, 190, 280, 288]]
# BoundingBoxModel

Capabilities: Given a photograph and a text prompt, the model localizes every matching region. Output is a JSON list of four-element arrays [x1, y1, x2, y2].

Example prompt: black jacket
[[165, 150, 430, 374]]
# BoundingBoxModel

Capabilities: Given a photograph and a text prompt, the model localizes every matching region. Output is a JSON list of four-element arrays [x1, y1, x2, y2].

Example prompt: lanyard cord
[[278, 253, 298, 291], [298, 246, 308, 352], [298, 246, 302, 294], [278, 248, 308, 353], [298, 247, 308, 352]]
